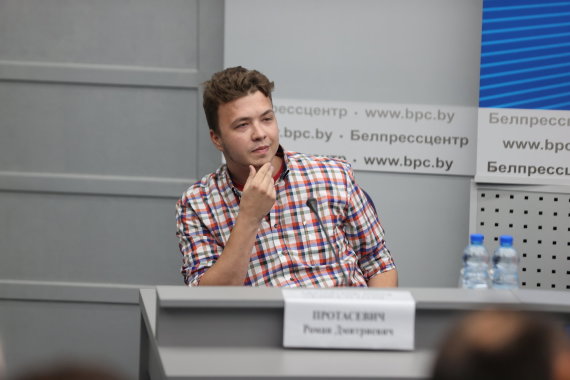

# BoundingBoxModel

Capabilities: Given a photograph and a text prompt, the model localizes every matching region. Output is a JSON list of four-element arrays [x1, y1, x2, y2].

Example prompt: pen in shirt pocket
[[302, 218, 315, 244]]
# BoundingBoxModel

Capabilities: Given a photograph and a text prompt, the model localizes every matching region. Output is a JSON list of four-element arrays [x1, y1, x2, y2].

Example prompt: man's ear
[[210, 129, 224, 152]]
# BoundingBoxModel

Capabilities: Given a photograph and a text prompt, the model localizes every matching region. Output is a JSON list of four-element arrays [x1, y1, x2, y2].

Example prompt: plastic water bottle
[[491, 235, 519, 289], [460, 233, 490, 289]]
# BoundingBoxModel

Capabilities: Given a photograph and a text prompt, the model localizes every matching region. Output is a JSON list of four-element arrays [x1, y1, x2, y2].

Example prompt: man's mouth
[[252, 145, 270, 153]]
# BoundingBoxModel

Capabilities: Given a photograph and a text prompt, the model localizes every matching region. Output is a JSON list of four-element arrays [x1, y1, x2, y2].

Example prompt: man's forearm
[[367, 268, 398, 287], [198, 216, 260, 286], [199, 163, 277, 286]]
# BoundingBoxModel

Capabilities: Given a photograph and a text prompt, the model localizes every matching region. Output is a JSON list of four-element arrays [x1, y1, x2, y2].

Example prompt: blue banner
[[480, 0, 570, 110]]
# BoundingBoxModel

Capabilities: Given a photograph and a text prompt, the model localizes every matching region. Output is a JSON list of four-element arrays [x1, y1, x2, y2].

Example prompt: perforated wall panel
[[473, 185, 570, 291]]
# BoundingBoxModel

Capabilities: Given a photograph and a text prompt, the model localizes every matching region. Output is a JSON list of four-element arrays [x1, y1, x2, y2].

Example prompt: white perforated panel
[[472, 184, 570, 291]]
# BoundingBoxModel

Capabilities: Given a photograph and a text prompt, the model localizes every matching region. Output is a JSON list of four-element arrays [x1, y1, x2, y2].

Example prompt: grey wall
[[0, 0, 486, 377], [0, 0, 223, 377], [225, 0, 483, 287]]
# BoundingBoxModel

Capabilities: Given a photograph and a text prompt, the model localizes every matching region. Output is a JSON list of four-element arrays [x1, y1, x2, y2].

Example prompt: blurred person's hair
[[14, 362, 129, 380], [202, 66, 274, 133], [431, 309, 570, 380]]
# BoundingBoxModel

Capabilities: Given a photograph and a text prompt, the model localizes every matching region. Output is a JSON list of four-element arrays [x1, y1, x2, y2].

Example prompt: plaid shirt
[[176, 148, 395, 287]]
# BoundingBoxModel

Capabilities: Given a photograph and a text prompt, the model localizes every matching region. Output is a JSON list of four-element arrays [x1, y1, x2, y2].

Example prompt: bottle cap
[[500, 235, 513, 247], [470, 233, 484, 245]]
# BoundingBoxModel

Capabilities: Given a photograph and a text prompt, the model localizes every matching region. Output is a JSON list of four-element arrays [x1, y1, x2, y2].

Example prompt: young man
[[176, 66, 397, 287]]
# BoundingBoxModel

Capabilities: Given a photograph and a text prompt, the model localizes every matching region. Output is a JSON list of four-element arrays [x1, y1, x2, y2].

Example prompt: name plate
[[282, 289, 415, 350]]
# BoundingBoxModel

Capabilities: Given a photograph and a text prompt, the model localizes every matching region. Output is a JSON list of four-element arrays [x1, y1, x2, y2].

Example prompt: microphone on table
[[306, 197, 350, 286]]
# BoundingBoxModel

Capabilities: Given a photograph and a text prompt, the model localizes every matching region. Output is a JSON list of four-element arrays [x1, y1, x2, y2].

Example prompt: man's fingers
[[247, 165, 256, 182], [262, 164, 275, 190], [243, 165, 257, 190], [265, 172, 276, 192], [239, 162, 276, 221], [249, 163, 273, 185], [257, 162, 273, 179], [242, 162, 275, 199]]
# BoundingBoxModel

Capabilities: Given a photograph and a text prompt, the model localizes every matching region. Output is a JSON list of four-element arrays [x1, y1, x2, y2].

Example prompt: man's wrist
[[236, 208, 265, 226]]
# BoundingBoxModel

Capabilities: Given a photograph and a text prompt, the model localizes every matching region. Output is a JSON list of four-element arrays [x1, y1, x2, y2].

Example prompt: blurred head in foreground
[[14, 362, 128, 380], [431, 309, 570, 380]]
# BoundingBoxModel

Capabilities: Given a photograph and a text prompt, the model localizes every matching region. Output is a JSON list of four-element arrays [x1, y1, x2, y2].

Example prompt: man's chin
[[248, 147, 278, 169], [250, 161, 269, 170], [248, 156, 272, 167]]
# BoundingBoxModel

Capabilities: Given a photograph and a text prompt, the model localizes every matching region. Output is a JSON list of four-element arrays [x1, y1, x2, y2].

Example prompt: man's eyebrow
[[231, 109, 274, 125], [231, 116, 252, 125]]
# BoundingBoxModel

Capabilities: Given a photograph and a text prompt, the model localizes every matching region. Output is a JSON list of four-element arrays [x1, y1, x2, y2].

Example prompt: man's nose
[[251, 122, 266, 140]]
